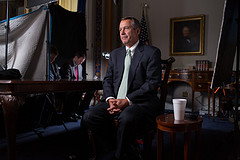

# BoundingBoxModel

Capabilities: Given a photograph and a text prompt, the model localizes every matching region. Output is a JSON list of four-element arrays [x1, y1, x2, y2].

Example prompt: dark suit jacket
[[50, 62, 61, 80], [60, 60, 86, 80], [102, 43, 162, 117]]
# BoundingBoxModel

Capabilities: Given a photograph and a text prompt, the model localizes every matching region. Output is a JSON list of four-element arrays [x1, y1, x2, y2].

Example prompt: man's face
[[119, 19, 140, 48], [75, 56, 85, 65], [182, 26, 190, 37]]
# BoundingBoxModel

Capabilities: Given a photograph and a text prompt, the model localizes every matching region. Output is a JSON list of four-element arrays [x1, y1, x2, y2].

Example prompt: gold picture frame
[[170, 15, 205, 56]]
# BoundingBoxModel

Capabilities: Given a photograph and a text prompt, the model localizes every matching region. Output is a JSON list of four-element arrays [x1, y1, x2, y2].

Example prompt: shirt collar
[[125, 40, 139, 53]]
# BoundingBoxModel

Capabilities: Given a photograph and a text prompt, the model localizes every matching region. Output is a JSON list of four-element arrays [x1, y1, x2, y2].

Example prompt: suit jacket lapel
[[51, 64, 57, 77], [70, 61, 76, 78], [128, 44, 144, 88], [118, 47, 126, 78]]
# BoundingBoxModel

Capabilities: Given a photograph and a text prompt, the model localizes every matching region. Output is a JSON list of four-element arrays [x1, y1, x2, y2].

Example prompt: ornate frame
[[170, 15, 205, 56]]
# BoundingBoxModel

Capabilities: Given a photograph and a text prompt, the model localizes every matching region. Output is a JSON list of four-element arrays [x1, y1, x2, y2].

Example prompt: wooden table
[[156, 114, 203, 160], [0, 79, 103, 160], [168, 70, 213, 112]]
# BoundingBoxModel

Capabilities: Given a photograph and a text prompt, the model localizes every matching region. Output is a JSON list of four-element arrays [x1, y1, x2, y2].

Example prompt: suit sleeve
[[101, 53, 115, 100], [127, 48, 162, 101], [54, 63, 61, 79]]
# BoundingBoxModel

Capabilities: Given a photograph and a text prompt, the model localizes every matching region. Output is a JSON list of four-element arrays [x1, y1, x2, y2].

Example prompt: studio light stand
[[4, 0, 9, 70]]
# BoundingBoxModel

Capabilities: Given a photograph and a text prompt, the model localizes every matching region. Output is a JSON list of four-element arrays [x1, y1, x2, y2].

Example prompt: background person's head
[[119, 16, 140, 48], [50, 45, 59, 63], [73, 51, 86, 65]]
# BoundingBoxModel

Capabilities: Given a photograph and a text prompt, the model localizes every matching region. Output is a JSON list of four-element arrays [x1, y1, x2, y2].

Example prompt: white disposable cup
[[172, 99, 187, 121]]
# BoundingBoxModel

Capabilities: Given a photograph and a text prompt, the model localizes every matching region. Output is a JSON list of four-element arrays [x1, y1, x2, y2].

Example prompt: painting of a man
[[170, 15, 204, 55], [174, 25, 199, 52]]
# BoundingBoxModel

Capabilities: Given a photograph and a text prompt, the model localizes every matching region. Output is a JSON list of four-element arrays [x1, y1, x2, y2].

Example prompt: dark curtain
[[211, 0, 238, 88], [49, 4, 86, 68]]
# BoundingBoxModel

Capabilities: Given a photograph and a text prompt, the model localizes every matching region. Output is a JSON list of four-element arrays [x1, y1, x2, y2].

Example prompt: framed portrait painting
[[170, 15, 205, 56]]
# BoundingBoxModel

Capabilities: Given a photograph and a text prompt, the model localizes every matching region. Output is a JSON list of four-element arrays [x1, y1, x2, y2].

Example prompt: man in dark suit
[[60, 51, 86, 80], [49, 45, 61, 80], [83, 16, 162, 160], [60, 52, 94, 121]]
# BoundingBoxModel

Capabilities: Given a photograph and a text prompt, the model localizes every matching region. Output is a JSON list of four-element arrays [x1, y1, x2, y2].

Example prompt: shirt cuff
[[126, 97, 132, 105], [106, 96, 115, 103]]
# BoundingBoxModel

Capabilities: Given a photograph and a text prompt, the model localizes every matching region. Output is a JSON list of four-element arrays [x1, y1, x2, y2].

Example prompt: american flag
[[139, 11, 150, 45]]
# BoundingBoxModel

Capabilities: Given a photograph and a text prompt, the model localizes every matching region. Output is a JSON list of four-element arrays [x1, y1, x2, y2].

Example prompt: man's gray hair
[[121, 16, 140, 29]]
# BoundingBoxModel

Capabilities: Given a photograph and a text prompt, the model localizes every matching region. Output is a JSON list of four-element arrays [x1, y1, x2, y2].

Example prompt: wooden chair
[[88, 57, 175, 160], [141, 56, 175, 160]]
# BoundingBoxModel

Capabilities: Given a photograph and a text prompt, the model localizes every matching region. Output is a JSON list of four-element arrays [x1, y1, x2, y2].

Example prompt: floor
[[0, 109, 240, 160]]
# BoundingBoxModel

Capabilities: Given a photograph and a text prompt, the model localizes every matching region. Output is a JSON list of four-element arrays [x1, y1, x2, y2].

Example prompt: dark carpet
[[0, 115, 240, 160]]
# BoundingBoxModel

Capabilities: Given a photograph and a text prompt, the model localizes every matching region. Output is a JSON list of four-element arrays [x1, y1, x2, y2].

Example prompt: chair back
[[159, 57, 175, 114]]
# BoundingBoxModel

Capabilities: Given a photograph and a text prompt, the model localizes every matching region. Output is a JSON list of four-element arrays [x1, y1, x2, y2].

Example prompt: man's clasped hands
[[107, 98, 129, 115]]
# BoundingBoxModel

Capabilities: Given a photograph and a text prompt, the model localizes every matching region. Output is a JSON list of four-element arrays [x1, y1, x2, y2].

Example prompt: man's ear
[[137, 28, 140, 35]]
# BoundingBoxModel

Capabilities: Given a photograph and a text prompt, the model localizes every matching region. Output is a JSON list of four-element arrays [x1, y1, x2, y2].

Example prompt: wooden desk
[[156, 114, 203, 160], [168, 70, 213, 112], [0, 79, 103, 160]]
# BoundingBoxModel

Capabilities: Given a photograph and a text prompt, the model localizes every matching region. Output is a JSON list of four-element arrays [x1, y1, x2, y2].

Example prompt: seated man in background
[[18, 45, 62, 130], [60, 51, 86, 81], [60, 52, 95, 122], [49, 45, 61, 80]]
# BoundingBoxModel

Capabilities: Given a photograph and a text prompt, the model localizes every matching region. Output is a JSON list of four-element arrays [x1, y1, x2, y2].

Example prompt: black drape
[[211, 0, 238, 88], [49, 4, 86, 68]]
